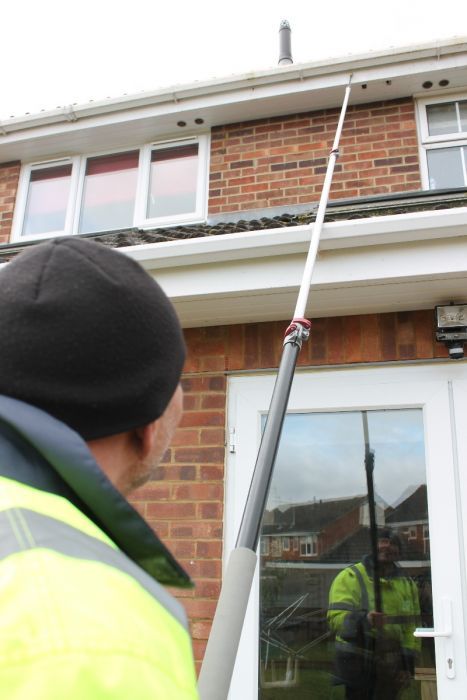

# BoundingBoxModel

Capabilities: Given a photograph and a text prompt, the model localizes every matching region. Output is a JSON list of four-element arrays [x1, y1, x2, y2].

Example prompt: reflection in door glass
[[259, 410, 435, 700]]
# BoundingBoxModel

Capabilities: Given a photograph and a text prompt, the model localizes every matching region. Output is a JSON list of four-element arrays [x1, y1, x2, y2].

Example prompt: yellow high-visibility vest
[[328, 560, 421, 656], [0, 394, 198, 699], [0, 476, 198, 699]]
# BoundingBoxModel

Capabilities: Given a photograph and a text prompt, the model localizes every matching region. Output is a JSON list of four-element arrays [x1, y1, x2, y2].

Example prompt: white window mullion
[[68, 156, 85, 235], [133, 146, 149, 227], [460, 146, 467, 187], [456, 102, 462, 134]]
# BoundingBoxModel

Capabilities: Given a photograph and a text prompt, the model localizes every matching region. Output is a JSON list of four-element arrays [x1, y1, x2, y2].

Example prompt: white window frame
[[11, 157, 81, 242], [260, 537, 270, 556], [11, 135, 209, 242], [135, 137, 209, 229], [417, 92, 467, 189], [299, 534, 317, 557]]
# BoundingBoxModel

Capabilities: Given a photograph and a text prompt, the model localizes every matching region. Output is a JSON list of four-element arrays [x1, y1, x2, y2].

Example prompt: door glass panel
[[259, 410, 434, 700]]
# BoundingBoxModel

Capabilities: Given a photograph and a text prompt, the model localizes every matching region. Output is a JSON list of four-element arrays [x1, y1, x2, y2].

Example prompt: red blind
[[85, 151, 139, 176], [30, 164, 72, 181], [151, 144, 198, 162]]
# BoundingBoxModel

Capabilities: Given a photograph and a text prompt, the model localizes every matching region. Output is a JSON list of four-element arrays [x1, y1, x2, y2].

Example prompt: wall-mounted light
[[435, 303, 467, 359]]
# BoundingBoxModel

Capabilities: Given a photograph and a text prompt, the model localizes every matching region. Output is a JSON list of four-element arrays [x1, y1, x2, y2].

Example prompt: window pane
[[147, 144, 198, 219], [79, 151, 138, 234], [460, 100, 467, 132], [426, 101, 458, 135], [22, 164, 72, 236], [427, 146, 465, 188], [259, 410, 433, 700]]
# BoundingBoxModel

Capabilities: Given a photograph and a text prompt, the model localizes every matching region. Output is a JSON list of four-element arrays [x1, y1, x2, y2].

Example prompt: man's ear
[[133, 420, 159, 459]]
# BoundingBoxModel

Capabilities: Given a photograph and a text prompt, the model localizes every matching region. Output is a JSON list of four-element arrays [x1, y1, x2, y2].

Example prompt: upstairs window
[[12, 136, 209, 241], [79, 151, 139, 234], [148, 144, 199, 219], [418, 95, 467, 190], [23, 162, 73, 237]]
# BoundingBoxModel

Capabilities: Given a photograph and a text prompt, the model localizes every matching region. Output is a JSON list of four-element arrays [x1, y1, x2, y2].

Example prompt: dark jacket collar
[[0, 395, 191, 588]]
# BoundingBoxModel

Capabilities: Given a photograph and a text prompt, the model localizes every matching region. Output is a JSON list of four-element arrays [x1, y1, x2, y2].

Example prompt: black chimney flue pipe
[[279, 20, 293, 65]]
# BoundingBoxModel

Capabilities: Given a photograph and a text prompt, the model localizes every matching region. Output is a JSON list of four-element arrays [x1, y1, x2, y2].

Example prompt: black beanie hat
[[0, 237, 186, 440]]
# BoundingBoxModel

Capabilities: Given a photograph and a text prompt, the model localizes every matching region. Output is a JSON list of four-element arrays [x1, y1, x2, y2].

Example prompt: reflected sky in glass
[[264, 409, 425, 509]]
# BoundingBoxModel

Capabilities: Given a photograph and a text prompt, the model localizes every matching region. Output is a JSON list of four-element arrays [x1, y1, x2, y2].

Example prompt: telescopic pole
[[198, 76, 353, 700], [362, 411, 382, 612]]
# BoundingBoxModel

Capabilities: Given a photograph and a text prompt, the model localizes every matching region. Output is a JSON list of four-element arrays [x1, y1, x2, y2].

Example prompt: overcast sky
[[2, 0, 466, 120], [267, 409, 426, 509]]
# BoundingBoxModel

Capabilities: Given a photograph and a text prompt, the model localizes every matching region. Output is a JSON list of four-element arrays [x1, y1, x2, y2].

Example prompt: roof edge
[[1, 36, 466, 134]]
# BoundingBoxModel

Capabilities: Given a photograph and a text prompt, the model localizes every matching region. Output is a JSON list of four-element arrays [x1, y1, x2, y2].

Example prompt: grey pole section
[[198, 77, 352, 700], [362, 411, 382, 612]]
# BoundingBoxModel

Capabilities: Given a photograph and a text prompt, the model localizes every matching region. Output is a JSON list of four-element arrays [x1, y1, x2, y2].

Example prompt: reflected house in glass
[[386, 484, 430, 559], [261, 496, 385, 563]]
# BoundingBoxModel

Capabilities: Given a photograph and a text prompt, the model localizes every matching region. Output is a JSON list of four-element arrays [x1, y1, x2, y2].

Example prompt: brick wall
[[209, 98, 422, 215], [131, 309, 445, 671], [0, 161, 20, 243]]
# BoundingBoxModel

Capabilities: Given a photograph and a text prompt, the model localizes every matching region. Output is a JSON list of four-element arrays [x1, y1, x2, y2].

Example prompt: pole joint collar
[[284, 318, 311, 347]]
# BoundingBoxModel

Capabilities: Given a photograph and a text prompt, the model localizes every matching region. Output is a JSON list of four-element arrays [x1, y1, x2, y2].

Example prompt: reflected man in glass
[[327, 528, 420, 700]]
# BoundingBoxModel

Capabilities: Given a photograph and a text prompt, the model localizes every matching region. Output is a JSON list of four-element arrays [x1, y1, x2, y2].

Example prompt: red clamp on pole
[[284, 317, 311, 338], [284, 318, 312, 348]]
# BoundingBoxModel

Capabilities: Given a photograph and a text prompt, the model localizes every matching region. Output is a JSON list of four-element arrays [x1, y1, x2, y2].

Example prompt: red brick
[[174, 483, 223, 501], [183, 598, 217, 619], [199, 502, 223, 520], [146, 501, 196, 519], [174, 446, 225, 463], [180, 411, 224, 428], [196, 541, 223, 558]]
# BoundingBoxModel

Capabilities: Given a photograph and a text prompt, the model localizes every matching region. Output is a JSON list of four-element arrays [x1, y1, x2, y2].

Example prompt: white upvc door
[[226, 362, 467, 700]]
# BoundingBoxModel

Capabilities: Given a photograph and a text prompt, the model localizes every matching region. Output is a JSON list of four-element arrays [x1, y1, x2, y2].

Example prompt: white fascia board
[[140, 235, 467, 327], [122, 206, 467, 271], [117, 207, 467, 325], [142, 237, 467, 300], [1, 38, 466, 138]]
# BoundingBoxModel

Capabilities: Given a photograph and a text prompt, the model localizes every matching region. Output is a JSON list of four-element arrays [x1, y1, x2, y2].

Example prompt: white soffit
[[1, 39, 467, 162], [121, 207, 467, 328]]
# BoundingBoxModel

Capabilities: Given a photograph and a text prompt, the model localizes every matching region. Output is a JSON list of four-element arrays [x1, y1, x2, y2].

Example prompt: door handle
[[414, 597, 454, 679]]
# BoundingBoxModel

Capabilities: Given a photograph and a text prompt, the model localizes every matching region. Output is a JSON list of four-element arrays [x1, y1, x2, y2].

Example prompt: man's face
[[129, 384, 184, 491], [377, 536, 400, 564], [149, 383, 184, 470]]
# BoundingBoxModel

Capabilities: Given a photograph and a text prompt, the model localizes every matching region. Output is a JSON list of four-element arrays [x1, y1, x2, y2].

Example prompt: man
[[0, 237, 198, 698], [327, 528, 420, 700]]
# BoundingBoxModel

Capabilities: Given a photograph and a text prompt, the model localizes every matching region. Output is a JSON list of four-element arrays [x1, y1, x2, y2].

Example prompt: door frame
[[225, 362, 467, 699]]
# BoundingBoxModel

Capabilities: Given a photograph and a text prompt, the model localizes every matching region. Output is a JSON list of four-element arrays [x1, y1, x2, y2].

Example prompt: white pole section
[[293, 77, 352, 318]]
